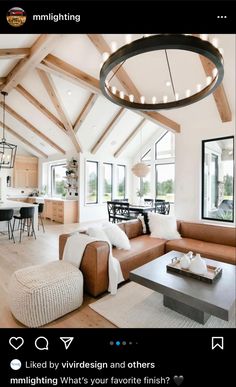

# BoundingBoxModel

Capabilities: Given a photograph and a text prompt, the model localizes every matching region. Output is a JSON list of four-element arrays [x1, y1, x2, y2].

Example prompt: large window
[[155, 131, 175, 160], [155, 163, 175, 202], [51, 163, 66, 197], [86, 161, 98, 204], [103, 163, 113, 202], [202, 136, 234, 222], [117, 165, 126, 199], [140, 167, 151, 198]]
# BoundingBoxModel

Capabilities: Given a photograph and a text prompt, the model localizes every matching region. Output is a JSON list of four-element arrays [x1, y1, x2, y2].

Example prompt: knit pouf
[[8, 261, 83, 327]]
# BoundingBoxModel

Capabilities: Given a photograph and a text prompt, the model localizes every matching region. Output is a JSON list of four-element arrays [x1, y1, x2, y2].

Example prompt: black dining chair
[[155, 200, 170, 215], [107, 201, 132, 223], [13, 207, 36, 242], [0, 209, 15, 243], [34, 202, 45, 232], [144, 198, 154, 206]]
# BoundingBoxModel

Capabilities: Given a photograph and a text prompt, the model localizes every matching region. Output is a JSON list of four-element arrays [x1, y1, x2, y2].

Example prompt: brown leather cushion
[[180, 222, 236, 247], [113, 235, 166, 279], [117, 223, 126, 233], [124, 220, 143, 239], [166, 238, 236, 265]]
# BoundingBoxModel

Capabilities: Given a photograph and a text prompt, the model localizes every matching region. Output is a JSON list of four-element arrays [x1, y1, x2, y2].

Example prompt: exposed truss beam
[[91, 108, 125, 154], [37, 69, 82, 153], [38, 55, 180, 133], [16, 84, 66, 133], [0, 102, 66, 155], [74, 93, 97, 133], [0, 120, 48, 158], [114, 118, 146, 158], [0, 34, 61, 93], [0, 48, 30, 59]]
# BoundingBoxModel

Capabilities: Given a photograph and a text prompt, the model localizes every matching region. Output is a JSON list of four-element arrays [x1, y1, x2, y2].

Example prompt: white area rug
[[89, 282, 236, 328]]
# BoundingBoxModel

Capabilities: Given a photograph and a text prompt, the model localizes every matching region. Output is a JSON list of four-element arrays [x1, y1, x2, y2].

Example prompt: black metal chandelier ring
[[100, 34, 224, 110]]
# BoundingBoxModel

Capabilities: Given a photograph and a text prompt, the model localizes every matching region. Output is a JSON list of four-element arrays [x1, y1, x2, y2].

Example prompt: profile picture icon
[[6, 7, 27, 27]]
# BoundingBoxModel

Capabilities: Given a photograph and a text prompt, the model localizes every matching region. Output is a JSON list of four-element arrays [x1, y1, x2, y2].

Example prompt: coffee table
[[129, 251, 236, 324]]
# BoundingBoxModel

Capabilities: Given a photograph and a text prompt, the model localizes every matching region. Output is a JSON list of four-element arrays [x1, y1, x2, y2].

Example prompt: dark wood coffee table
[[129, 251, 236, 324]]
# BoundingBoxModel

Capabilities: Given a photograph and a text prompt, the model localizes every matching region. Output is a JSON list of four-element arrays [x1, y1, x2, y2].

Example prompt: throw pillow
[[87, 227, 111, 246], [137, 214, 146, 234], [148, 213, 181, 240], [103, 223, 131, 250]]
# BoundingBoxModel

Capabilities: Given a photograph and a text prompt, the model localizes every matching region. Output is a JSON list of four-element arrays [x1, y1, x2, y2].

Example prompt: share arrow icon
[[60, 337, 74, 350]]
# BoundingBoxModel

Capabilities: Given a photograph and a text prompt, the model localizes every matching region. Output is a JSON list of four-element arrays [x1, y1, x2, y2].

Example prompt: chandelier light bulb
[[175, 93, 179, 101], [152, 96, 157, 104], [119, 91, 125, 99], [140, 96, 145, 104], [196, 84, 202, 92], [110, 41, 117, 53], [102, 52, 109, 62], [129, 94, 134, 102], [163, 95, 168, 103], [111, 86, 117, 94], [125, 34, 132, 44], [212, 38, 218, 48], [206, 76, 212, 85], [219, 48, 224, 55], [166, 81, 171, 87], [212, 68, 218, 78], [200, 34, 208, 41], [185, 89, 191, 97]]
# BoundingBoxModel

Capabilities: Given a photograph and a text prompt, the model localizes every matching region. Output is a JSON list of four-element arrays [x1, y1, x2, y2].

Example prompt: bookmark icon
[[60, 337, 74, 350]]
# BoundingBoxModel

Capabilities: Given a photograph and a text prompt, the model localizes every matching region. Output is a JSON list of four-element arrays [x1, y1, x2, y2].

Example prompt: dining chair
[[107, 201, 132, 223], [13, 207, 36, 242], [34, 202, 45, 232], [144, 198, 154, 206]]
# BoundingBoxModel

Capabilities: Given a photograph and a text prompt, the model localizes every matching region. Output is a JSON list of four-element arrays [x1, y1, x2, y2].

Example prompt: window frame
[[85, 160, 99, 205], [103, 162, 113, 202], [201, 135, 234, 223], [155, 162, 175, 203], [117, 164, 126, 200], [50, 162, 66, 197]]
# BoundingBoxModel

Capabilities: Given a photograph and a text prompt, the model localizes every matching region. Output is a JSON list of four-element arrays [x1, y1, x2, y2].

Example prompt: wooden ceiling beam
[[74, 93, 97, 133], [91, 108, 125, 154], [0, 120, 48, 158], [87, 34, 140, 100], [0, 102, 66, 155], [38, 54, 100, 93], [38, 55, 180, 133], [37, 69, 82, 153], [0, 48, 30, 59], [0, 34, 62, 93], [16, 84, 66, 133], [114, 118, 146, 158], [0, 78, 5, 84]]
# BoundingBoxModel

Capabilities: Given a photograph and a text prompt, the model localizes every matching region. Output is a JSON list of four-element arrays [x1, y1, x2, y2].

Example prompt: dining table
[[129, 204, 155, 215]]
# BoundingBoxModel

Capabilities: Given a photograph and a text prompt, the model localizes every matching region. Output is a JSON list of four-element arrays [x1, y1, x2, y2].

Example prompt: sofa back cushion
[[117, 223, 126, 234], [180, 221, 236, 247], [123, 220, 143, 239]]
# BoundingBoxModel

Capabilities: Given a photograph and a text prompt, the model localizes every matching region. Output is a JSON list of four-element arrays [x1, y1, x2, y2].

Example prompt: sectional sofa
[[59, 219, 236, 297]]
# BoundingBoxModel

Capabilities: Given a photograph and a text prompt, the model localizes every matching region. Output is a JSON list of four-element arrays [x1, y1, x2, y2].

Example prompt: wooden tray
[[166, 256, 222, 284]]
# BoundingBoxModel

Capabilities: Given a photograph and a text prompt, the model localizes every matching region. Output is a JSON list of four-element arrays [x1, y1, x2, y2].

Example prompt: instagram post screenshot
[[0, 0, 235, 385]]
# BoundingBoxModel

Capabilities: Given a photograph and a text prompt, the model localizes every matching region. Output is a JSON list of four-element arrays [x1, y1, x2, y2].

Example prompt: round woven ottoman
[[8, 261, 83, 327]]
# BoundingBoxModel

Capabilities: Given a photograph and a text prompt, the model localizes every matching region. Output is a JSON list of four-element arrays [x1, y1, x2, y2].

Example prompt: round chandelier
[[100, 34, 224, 111], [131, 162, 150, 177]]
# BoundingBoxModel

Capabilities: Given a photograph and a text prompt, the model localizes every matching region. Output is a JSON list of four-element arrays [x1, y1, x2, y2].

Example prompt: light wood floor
[[0, 219, 115, 328]]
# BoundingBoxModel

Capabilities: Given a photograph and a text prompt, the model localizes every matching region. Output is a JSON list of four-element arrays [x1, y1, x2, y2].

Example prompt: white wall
[[175, 120, 235, 224]]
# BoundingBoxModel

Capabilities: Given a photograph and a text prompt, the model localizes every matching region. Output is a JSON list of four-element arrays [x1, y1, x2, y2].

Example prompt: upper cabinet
[[13, 156, 38, 188]]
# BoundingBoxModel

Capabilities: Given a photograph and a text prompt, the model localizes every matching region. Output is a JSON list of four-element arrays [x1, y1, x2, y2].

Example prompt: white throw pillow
[[148, 213, 181, 240], [87, 227, 111, 245], [103, 223, 131, 250], [137, 214, 146, 234]]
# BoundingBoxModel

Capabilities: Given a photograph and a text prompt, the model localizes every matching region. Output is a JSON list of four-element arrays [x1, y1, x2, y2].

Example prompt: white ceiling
[[0, 34, 235, 160]]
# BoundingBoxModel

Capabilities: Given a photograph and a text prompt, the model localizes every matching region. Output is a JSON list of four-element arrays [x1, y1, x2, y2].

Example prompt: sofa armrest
[[59, 234, 110, 297]]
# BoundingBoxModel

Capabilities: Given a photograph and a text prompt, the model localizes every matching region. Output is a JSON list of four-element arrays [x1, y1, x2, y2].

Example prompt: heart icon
[[9, 337, 24, 350], [173, 376, 184, 386]]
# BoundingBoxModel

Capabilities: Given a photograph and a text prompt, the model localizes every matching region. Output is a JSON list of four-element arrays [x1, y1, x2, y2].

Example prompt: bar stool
[[13, 207, 36, 243], [0, 209, 15, 243], [34, 202, 45, 232]]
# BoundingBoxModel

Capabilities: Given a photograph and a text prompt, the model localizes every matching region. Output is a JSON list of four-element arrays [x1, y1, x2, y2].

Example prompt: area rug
[[89, 282, 236, 328]]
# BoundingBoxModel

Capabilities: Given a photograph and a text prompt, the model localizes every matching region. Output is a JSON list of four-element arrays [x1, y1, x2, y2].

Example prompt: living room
[[0, 33, 235, 329]]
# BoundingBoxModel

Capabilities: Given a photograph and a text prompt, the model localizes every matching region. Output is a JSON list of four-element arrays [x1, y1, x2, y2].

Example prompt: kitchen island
[[0, 200, 38, 233]]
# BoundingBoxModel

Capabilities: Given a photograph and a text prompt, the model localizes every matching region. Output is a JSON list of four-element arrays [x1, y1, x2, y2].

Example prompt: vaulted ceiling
[[0, 34, 234, 160]]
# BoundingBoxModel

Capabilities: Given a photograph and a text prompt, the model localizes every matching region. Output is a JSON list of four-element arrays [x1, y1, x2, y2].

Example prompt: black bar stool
[[13, 207, 36, 242], [34, 202, 45, 232], [0, 209, 15, 243]]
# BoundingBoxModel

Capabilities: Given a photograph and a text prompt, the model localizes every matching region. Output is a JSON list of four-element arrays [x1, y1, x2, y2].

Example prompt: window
[[103, 163, 113, 202], [117, 165, 126, 199], [140, 167, 151, 198], [141, 149, 151, 161], [155, 131, 175, 159], [155, 163, 175, 202], [86, 161, 98, 204], [51, 163, 66, 197], [202, 136, 234, 222]]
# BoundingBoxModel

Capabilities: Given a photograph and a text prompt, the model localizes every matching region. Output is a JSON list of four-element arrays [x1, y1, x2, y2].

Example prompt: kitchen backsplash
[[6, 187, 35, 197]]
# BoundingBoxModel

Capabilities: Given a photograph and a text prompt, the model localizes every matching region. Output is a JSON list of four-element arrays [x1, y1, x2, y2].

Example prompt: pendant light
[[0, 91, 17, 169]]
